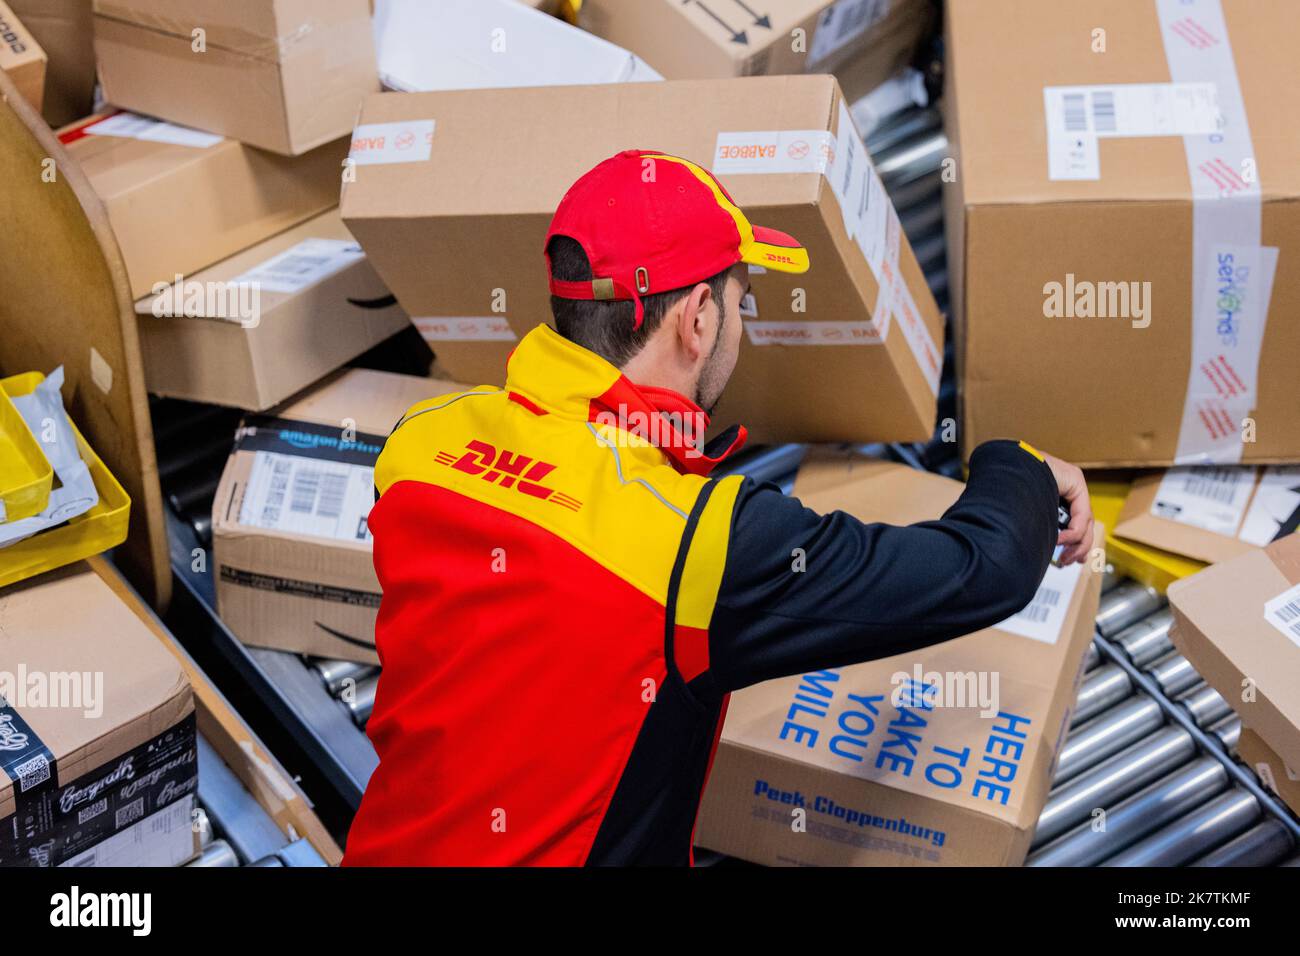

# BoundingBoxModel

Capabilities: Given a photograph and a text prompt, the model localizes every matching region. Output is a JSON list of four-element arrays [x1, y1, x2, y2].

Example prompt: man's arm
[[706, 440, 1065, 692]]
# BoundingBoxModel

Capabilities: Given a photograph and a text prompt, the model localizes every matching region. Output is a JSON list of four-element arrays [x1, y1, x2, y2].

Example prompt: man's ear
[[676, 282, 715, 362]]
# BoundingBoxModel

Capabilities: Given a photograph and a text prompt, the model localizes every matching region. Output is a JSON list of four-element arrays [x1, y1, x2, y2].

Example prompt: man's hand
[[1042, 452, 1093, 565]]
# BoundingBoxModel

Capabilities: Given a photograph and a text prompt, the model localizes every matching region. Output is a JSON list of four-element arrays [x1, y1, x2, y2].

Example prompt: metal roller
[[313, 659, 380, 697], [899, 200, 944, 242], [247, 855, 287, 867], [1033, 726, 1197, 846], [1102, 788, 1260, 867], [873, 131, 949, 187], [342, 674, 379, 727], [1146, 652, 1200, 697], [1095, 581, 1165, 637], [1081, 642, 1100, 673], [1071, 664, 1133, 727], [865, 107, 942, 156], [1190, 818, 1296, 867], [1208, 714, 1241, 754], [1029, 756, 1229, 868], [186, 839, 239, 868], [195, 807, 214, 849], [883, 170, 942, 212], [1101, 568, 1121, 594], [1054, 694, 1164, 785], [1114, 608, 1175, 668], [1178, 684, 1231, 729]]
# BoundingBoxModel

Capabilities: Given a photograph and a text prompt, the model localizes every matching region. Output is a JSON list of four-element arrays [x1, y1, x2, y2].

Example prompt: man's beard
[[693, 305, 730, 416]]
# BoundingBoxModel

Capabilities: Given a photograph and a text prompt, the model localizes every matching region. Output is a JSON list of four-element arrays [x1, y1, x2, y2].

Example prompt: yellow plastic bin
[[0, 383, 53, 523], [0, 372, 131, 589]]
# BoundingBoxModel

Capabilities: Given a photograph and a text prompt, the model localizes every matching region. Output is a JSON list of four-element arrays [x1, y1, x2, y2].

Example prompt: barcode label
[[1152, 466, 1255, 537], [233, 238, 366, 294], [808, 0, 892, 65], [1092, 90, 1117, 132], [1045, 82, 1221, 180], [1063, 93, 1088, 132], [1264, 584, 1300, 648], [239, 451, 375, 543], [115, 797, 144, 829], [1238, 465, 1300, 546], [995, 563, 1082, 644]]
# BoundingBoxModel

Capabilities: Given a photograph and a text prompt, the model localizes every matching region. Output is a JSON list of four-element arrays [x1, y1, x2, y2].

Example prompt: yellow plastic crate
[[0, 383, 53, 523], [0, 372, 131, 589], [1087, 474, 1205, 594]]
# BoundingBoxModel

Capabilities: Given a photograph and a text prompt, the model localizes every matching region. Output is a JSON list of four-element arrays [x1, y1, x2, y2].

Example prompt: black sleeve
[[707, 439, 1060, 692]]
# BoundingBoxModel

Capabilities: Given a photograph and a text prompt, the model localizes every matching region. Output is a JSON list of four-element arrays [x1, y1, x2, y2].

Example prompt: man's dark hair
[[547, 236, 732, 368]]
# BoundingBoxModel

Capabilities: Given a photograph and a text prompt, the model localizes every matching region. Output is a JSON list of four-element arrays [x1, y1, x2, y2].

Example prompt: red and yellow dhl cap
[[545, 149, 810, 328]]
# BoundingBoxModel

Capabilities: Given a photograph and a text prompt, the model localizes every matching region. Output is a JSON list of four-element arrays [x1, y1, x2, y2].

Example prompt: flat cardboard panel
[[0, 68, 169, 606], [0, 0, 46, 112]]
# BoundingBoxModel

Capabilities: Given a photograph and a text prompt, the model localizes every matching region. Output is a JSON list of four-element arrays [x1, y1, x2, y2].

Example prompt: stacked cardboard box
[[212, 368, 467, 663], [342, 75, 945, 444], [1238, 729, 1300, 817], [92, 0, 379, 155], [0, 0, 45, 112], [944, 0, 1300, 467], [5, 0, 93, 128], [59, 112, 348, 299], [1168, 535, 1300, 786], [696, 455, 1103, 865], [0, 566, 199, 868], [135, 210, 412, 410], [580, 0, 933, 104]]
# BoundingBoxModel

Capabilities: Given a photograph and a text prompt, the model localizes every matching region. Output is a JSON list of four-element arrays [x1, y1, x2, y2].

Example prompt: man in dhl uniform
[[345, 150, 1093, 866]]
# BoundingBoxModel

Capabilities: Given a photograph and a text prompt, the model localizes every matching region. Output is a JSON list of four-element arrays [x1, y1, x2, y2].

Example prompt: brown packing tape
[[93, 1, 321, 64]]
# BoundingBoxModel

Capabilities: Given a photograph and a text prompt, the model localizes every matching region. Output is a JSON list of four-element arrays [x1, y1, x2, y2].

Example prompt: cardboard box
[[1089, 473, 1204, 594], [1168, 534, 1300, 774], [342, 76, 945, 444], [0, 567, 198, 867], [695, 455, 1103, 865], [580, 0, 933, 104], [134, 209, 412, 410], [6, 0, 93, 128], [0, 0, 46, 112], [373, 0, 661, 93], [92, 0, 379, 155], [213, 368, 468, 663], [1117, 466, 1300, 565], [59, 112, 349, 299], [945, 0, 1300, 467], [1238, 728, 1300, 818]]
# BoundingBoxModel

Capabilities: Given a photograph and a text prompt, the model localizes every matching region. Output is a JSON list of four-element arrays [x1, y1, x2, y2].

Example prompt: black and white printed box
[[135, 209, 413, 411], [212, 367, 467, 664], [0, 567, 199, 868]]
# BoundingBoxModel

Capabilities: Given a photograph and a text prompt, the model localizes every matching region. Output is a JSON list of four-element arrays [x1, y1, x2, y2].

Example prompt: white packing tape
[[1156, 0, 1279, 464]]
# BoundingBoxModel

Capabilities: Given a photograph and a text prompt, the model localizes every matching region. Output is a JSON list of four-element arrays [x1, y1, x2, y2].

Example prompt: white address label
[[1151, 466, 1256, 537], [239, 452, 375, 544], [233, 238, 366, 294], [87, 111, 223, 148], [1263, 582, 1300, 649], [995, 561, 1083, 645]]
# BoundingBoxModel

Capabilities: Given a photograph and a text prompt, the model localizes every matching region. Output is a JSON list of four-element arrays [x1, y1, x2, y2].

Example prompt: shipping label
[[993, 560, 1084, 645], [1152, 466, 1256, 536], [1263, 583, 1300, 649], [239, 452, 375, 544], [232, 238, 366, 295], [85, 111, 223, 148]]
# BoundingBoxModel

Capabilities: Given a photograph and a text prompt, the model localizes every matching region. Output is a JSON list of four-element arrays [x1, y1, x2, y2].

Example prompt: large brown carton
[[1168, 534, 1300, 773], [6, 0, 93, 128], [0, 566, 198, 867], [944, 0, 1300, 467], [1116, 465, 1300, 565], [92, 0, 379, 156], [59, 112, 348, 299], [341, 76, 944, 444], [695, 455, 1103, 865], [213, 368, 468, 663], [580, 0, 933, 104], [135, 209, 411, 410], [0, 0, 46, 112]]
